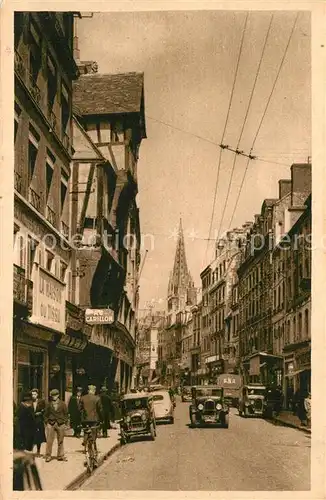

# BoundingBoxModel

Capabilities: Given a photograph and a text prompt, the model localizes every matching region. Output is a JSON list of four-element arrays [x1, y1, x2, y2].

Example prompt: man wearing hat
[[80, 385, 103, 452], [14, 392, 36, 452], [44, 389, 69, 462], [68, 386, 83, 438], [99, 386, 114, 438]]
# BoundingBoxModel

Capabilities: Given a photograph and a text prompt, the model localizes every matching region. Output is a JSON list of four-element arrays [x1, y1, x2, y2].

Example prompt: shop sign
[[90, 325, 113, 349], [36, 269, 65, 333], [205, 354, 219, 364], [286, 362, 294, 375], [85, 308, 114, 325], [295, 348, 311, 370], [57, 335, 87, 352], [66, 313, 83, 332], [249, 355, 260, 376]]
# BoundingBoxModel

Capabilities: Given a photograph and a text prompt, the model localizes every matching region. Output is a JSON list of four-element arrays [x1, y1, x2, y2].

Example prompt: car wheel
[[190, 413, 196, 428], [170, 417, 174, 424], [244, 407, 248, 418], [120, 434, 126, 445], [239, 408, 242, 417], [222, 414, 229, 428], [150, 423, 155, 441]]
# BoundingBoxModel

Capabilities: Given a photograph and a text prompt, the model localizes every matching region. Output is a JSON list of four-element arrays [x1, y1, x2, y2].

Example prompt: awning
[[285, 368, 311, 377]]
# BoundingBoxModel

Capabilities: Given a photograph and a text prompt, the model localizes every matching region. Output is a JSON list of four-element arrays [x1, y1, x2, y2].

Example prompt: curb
[[64, 442, 121, 491], [272, 417, 311, 435]]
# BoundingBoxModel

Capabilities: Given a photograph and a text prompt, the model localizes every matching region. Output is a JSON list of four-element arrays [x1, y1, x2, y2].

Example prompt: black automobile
[[189, 385, 229, 428], [119, 393, 156, 444]]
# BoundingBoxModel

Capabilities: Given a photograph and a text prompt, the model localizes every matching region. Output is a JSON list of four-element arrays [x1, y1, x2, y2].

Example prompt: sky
[[77, 10, 311, 311]]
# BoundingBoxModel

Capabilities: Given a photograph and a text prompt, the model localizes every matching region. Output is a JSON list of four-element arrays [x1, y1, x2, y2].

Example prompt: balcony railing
[[14, 170, 22, 193], [29, 187, 41, 212], [62, 131, 71, 153], [48, 107, 57, 132], [13, 265, 26, 304], [13, 265, 34, 313], [46, 205, 56, 227], [14, 50, 26, 80], [28, 74, 41, 104], [61, 221, 69, 239]]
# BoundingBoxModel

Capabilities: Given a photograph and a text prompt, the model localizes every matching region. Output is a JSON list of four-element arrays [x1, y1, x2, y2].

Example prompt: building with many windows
[[13, 12, 80, 403]]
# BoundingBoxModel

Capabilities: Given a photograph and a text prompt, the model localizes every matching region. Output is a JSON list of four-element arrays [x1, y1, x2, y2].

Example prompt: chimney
[[291, 163, 312, 206], [278, 179, 291, 200]]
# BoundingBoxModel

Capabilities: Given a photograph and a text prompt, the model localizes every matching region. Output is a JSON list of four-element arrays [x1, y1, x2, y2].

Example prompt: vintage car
[[181, 386, 192, 402], [238, 384, 267, 417], [189, 385, 229, 428], [119, 393, 156, 444], [152, 390, 174, 424], [13, 451, 42, 491]]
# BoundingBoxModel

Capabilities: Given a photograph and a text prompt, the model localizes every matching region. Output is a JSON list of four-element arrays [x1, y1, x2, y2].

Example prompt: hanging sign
[[85, 308, 115, 325]]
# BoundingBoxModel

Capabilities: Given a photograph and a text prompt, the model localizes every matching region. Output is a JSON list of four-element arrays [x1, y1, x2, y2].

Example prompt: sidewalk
[[34, 427, 120, 490], [272, 410, 311, 434]]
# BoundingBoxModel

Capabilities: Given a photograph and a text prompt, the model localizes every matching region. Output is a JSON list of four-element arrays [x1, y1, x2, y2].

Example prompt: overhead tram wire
[[227, 12, 300, 231], [216, 13, 274, 241], [204, 12, 249, 263]]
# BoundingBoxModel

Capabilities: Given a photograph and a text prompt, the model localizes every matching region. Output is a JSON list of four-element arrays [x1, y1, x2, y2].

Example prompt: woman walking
[[15, 393, 36, 452], [31, 389, 46, 455]]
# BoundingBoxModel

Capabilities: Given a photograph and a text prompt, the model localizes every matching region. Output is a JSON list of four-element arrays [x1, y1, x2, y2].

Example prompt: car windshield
[[195, 388, 222, 398], [152, 394, 164, 401], [123, 398, 148, 410], [248, 389, 265, 396]]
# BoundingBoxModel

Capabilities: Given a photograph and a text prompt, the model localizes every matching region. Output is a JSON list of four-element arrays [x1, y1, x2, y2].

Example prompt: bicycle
[[81, 423, 100, 473]]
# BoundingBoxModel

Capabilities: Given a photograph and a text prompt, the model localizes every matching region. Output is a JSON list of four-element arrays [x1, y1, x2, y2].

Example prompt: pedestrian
[[44, 389, 69, 462], [68, 386, 83, 438], [295, 388, 307, 426], [304, 391, 311, 427], [80, 385, 103, 456], [31, 388, 46, 455], [99, 386, 114, 437], [15, 393, 36, 452]]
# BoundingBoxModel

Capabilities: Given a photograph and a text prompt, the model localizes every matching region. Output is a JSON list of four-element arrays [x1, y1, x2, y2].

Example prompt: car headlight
[[245, 401, 250, 407], [126, 416, 131, 422], [141, 413, 147, 421], [198, 403, 204, 410], [216, 403, 222, 410]]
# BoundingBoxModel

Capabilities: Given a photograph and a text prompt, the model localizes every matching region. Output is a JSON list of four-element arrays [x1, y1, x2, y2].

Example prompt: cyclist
[[80, 385, 103, 461]]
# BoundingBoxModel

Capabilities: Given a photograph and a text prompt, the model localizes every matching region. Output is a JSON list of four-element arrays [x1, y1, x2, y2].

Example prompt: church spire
[[168, 218, 192, 298]]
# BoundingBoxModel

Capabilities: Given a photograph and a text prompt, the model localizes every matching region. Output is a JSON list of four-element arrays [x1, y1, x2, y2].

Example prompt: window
[[46, 161, 54, 199], [14, 103, 21, 142], [298, 312, 302, 339], [61, 81, 70, 134], [47, 53, 57, 110], [27, 237, 38, 279], [293, 316, 296, 341], [45, 250, 54, 272], [28, 126, 39, 183], [304, 309, 309, 338], [19, 235, 25, 268], [29, 20, 42, 82]]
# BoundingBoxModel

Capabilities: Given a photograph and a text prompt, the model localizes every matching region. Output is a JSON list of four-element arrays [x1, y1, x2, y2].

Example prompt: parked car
[[181, 386, 192, 402], [152, 390, 174, 424], [189, 385, 229, 428], [13, 451, 42, 491], [238, 384, 267, 418], [119, 393, 156, 444]]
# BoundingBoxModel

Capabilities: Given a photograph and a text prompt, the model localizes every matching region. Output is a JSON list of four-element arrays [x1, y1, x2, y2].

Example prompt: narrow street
[[82, 398, 310, 491]]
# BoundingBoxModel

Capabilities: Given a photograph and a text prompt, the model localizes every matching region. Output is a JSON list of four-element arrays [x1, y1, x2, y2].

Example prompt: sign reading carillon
[[85, 308, 115, 325], [37, 269, 65, 333]]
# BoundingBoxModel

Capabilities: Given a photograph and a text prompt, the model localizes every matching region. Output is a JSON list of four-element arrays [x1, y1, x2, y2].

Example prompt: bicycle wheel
[[86, 440, 94, 473]]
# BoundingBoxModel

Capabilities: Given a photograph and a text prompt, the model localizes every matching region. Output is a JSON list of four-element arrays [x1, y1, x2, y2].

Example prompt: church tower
[[167, 219, 196, 314]]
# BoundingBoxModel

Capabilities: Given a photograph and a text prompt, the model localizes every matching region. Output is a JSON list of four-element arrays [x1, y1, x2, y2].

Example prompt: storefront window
[[17, 345, 45, 402]]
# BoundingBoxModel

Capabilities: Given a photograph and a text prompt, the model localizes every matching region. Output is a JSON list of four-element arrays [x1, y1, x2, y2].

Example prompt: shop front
[[247, 352, 283, 386], [13, 320, 52, 403], [205, 355, 224, 383], [283, 341, 311, 404]]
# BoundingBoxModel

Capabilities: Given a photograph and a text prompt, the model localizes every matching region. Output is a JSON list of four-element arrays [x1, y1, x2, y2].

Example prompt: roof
[[121, 392, 152, 401], [73, 72, 145, 116]]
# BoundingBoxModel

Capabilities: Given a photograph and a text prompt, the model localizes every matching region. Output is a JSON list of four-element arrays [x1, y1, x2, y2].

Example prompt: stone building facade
[[13, 12, 81, 404]]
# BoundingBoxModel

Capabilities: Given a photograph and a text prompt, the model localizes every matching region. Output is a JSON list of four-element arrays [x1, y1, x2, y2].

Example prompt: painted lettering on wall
[[37, 269, 65, 333]]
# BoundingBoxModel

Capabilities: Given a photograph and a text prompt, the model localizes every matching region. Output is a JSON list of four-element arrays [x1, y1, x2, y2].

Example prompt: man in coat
[[80, 385, 103, 453], [99, 386, 114, 438], [31, 388, 46, 455], [15, 393, 36, 452], [44, 389, 69, 462], [68, 387, 83, 438]]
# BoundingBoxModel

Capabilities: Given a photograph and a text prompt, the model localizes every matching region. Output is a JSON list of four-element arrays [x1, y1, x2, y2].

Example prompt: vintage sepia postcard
[[0, 1, 325, 499]]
